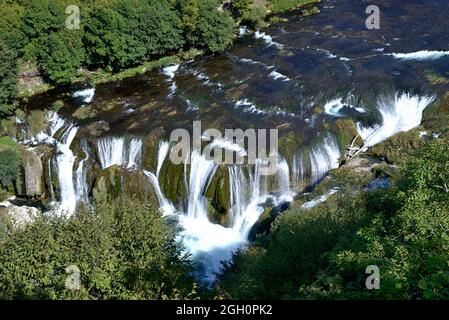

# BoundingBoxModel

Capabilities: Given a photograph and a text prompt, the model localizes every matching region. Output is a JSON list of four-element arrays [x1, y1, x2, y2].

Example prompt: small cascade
[[75, 140, 90, 204], [72, 87, 95, 104], [126, 139, 143, 169], [185, 150, 218, 220], [55, 125, 79, 215], [162, 65, 179, 98], [156, 141, 170, 178], [96, 137, 142, 170], [388, 50, 449, 61], [309, 134, 341, 184], [357, 93, 434, 148], [254, 30, 284, 49], [144, 171, 176, 216], [292, 134, 341, 186]]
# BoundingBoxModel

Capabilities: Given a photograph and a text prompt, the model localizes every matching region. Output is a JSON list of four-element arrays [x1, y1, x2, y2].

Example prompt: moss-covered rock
[[92, 166, 155, 205], [367, 129, 425, 164], [332, 118, 359, 150], [205, 165, 230, 225]]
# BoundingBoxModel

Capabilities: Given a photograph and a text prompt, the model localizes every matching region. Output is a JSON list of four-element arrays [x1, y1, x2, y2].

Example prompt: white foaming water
[[75, 140, 90, 204], [162, 65, 179, 98], [309, 135, 341, 184], [126, 138, 143, 169], [254, 31, 284, 49], [269, 70, 290, 82], [145, 143, 295, 283], [239, 26, 248, 37], [324, 98, 366, 117], [356, 93, 434, 148], [235, 99, 268, 116], [72, 88, 95, 104], [55, 125, 79, 215], [144, 171, 176, 216], [156, 141, 170, 178], [302, 188, 339, 209], [96, 137, 142, 169], [235, 56, 291, 82], [186, 151, 218, 220], [292, 134, 341, 186], [389, 50, 449, 61]]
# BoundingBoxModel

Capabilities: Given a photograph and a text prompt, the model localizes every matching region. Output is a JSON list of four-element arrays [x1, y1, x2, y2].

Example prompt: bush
[[192, 0, 235, 53], [0, 146, 21, 190], [0, 200, 197, 299], [0, 40, 19, 116], [39, 30, 85, 84], [83, 7, 127, 71]]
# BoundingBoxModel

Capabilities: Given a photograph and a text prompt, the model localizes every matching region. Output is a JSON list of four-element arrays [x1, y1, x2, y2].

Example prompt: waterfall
[[144, 171, 176, 216], [357, 93, 434, 148], [75, 140, 90, 204], [156, 141, 170, 178], [96, 137, 142, 170], [185, 150, 218, 220], [310, 134, 341, 184], [291, 134, 341, 186], [55, 125, 79, 215], [126, 138, 143, 169]]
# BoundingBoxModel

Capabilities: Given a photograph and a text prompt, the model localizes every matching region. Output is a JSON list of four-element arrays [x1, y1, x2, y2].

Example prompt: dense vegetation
[[0, 200, 197, 299], [218, 138, 449, 299]]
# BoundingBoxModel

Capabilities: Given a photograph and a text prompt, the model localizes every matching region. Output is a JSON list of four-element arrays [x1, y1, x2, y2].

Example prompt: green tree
[[0, 148, 21, 189], [176, 0, 200, 39], [0, 41, 19, 116], [83, 7, 126, 71], [39, 30, 85, 84], [116, 0, 184, 66], [192, 0, 234, 53], [21, 0, 65, 60], [231, 0, 251, 19], [0, 200, 196, 299]]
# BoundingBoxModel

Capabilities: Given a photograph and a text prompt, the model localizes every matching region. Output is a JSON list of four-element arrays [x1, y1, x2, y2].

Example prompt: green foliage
[[192, 0, 235, 53], [0, 200, 197, 299], [116, 0, 184, 67], [21, 0, 66, 60], [0, 146, 21, 189], [269, 0, 316, 14], [39, 30, 85, 84], [83, 6, 126, 71], [0, 40, 19, 116], [231, 0, 252, 19], [241, 5, 267, 28]]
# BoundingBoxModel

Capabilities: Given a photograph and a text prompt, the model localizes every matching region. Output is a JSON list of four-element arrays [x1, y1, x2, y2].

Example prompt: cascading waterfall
[[96, 137, 143, 169], [291, 134, 341, 187], [55, 125, 79, 215], [156, 141, 170, 178], [185, 150, 218, 220], [356, 93, 434, 148], [75, 140, 90, 204], [144, 142, 297, 283], [309, 134, 341, 184]]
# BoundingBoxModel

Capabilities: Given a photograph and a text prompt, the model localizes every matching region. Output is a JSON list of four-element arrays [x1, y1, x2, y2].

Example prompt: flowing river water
[[21, 0, 449, 283]]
